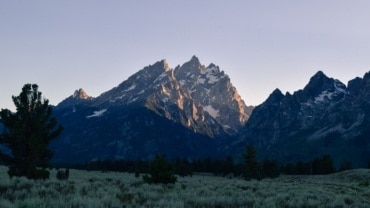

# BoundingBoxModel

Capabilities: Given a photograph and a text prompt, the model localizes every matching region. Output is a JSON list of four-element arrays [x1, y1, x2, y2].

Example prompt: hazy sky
[[1, 0, 370, 111]]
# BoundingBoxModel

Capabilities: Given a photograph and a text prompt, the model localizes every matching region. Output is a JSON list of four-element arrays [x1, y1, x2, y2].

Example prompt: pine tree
[[339, 161, 352, 172], [243, 145, 260, 180], [143, 154, 177, 184], [261, 159, 280, 178], [0, 84, 63, 179], [312, 155, 335, 175]]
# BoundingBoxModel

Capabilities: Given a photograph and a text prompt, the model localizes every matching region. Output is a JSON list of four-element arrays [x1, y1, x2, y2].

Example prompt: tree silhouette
[[0, 84, 63, 179], [143, 154, 177, 184], [243, 145, 260, 180], [339, 161, 352, 172], [261, 159, 280, 178], [312, 155, 335, 175]]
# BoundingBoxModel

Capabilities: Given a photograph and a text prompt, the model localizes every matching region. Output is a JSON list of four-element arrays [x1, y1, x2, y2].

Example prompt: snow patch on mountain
[[154, 72, 168, 83], [196, 78, 206, 85], [207, 74, 220, 84], [124, 84, 136, 92], [200, 66, 225, 84], [203, 105, 219, 119], [334, 80, 347, 94], [314, 80, 347, 103], [86, 109, 107, 118], [315, 90, 335, 103], [127, 97, 139, 104]]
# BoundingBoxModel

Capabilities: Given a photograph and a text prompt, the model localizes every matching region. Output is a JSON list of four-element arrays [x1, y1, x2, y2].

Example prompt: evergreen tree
[[312, 155, 335, 175], [283, 163, 296, 175], [174, 158, 193, 177], [0, 84, 63, 179], [339, 161, 352, 172], [243, 145, 260, 180], [221, 155, 234, 176], [143, 154, 177, 184], [261, 159, 280, 178]]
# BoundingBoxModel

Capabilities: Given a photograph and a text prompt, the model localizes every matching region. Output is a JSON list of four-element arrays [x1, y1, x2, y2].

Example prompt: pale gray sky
[[1, 0, 370, 111]]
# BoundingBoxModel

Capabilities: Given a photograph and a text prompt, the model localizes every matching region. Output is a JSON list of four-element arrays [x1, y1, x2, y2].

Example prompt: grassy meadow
[[0, 166, 369, 207]]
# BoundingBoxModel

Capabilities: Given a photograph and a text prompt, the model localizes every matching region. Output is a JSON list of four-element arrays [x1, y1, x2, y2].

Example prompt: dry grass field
[[0, 166, 369, 207]]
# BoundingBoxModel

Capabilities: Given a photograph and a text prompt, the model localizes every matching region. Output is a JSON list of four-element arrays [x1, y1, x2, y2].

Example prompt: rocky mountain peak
[[294, 71, 347, 103], [348, 77, 362, 95], [348, 71, 370, 100], [175, 56, 203, 76], [172, 56, 249, 131], [56, 88, 92, 109], [161, 59, 171, 72], [73, 88, 90, 100], [190, 55, 201, 64], [207, 63, 218, 69], [303, 71, 332, 95], [266, 88, 285, 103], [363, 71, 370, 81], [147, 59, 172, 75]]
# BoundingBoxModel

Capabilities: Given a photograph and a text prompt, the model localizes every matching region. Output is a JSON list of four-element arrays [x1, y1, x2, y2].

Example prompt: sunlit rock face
[[88, 56, 251, 137], [174, 56, 250, 133], [73, 88, 90, 100], [56, 88, 93, 110], [51, 56, 253, 163]]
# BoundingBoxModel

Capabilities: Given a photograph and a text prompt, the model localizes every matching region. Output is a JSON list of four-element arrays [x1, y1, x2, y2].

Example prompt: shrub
[[31, 168, 50, 180], [339, 161, 352, 172], [56, 169, 69, 180]]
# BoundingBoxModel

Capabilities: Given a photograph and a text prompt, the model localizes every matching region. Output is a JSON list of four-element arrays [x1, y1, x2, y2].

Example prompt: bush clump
[[56, 169, 69, 180]]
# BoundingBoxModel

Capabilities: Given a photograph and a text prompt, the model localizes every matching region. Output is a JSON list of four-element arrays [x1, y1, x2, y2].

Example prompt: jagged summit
[[266, 88, 284, 103], [73, 88, 90, 100], [175, 56, 202, 74], [303, 71, 332, 94], [190, 55, 200, 64], [160, 59, 171, 72], [147, 59, 172, 74], [56, 88, 93, 109], [292, 71, 347, 103], [348, 77, 362, 95], [347, 71, 370, 99], [207, 63, 218, 69], [173, 56, 249, 129]]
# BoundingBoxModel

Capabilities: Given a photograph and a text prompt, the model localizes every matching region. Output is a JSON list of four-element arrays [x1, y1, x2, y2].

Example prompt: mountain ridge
[[227, 71, 370, 167], [51, 56, 251, 163]]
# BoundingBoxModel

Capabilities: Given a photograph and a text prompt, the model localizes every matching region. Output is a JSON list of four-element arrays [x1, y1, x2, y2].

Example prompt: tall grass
[[0, 166, 369, 207]]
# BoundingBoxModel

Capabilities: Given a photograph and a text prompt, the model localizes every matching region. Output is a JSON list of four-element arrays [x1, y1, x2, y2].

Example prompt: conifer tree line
[[66, 146, 356, 182]]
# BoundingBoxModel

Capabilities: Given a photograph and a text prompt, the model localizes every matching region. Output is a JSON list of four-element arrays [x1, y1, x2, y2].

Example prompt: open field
[[0, 166, 369, 208]]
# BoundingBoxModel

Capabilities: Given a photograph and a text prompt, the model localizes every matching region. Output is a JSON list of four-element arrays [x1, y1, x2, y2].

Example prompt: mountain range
[[51, 56, 253, 163], [228, 70, 370, 167], [2, 56, 369, 167]]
